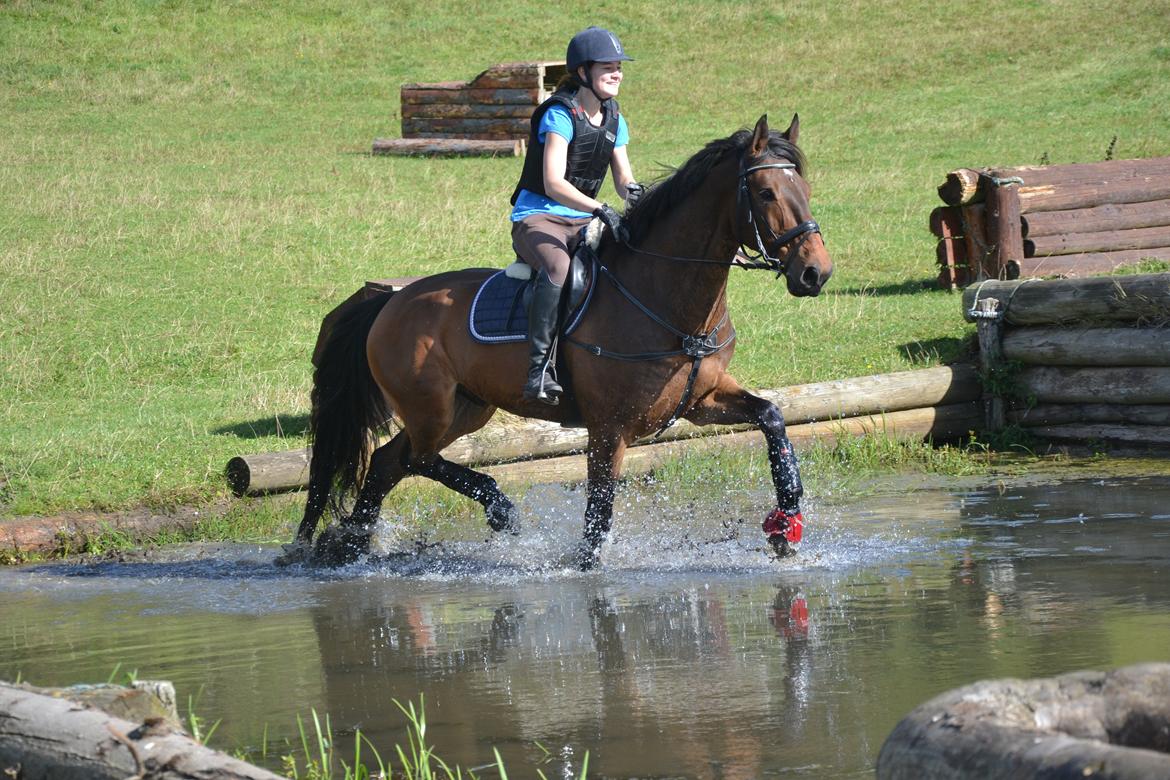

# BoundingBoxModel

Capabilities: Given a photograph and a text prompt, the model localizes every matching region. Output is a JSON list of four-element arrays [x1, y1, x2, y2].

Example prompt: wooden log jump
[[374, 61, 565, 157], [226, 365, 982, 496], [934, 156, 1170, 285], [961, 273, 1170, 326], [963, 272, 1170, 450], [372, 138, 526, 157]]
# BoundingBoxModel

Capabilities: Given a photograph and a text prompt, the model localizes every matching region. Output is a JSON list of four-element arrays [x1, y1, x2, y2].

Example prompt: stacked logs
[[962, 273, 1170, 451], [933, 157, 1170, 288], [372, 61, 566, 158]]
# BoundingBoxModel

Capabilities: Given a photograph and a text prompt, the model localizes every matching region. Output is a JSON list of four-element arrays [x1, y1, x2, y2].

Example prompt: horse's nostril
[[801, 266, 821, 289]]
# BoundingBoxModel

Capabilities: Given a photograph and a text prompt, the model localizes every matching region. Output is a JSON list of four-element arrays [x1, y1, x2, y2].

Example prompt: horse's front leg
[[579, 431, 628, 570], [685, 374, 804, 557]]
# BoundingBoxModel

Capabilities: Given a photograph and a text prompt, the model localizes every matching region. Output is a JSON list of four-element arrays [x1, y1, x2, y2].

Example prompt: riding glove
[[624, 182, 645, 211], [593, 203, 629, 244]]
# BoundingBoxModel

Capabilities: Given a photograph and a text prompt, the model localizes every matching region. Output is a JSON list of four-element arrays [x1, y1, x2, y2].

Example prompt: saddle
[[468, 220, 601, 344]]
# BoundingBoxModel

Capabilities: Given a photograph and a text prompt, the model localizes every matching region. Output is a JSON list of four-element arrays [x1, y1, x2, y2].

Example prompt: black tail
[[308, 292, 395, 515]]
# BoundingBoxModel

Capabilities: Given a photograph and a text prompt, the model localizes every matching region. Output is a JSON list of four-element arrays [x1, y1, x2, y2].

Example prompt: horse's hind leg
[[685, 374, 804, 557], [278, 452, 348, 566], [313, 431, 412, 565], [412, 456, 519, 534], [406, 394, 519, 534]]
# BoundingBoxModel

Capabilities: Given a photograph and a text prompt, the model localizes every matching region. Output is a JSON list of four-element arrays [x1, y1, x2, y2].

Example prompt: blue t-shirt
[[510, 103, 629, 222]]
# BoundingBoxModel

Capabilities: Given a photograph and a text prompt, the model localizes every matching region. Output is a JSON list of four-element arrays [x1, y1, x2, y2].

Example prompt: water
[[3, 474, 1170, 778]]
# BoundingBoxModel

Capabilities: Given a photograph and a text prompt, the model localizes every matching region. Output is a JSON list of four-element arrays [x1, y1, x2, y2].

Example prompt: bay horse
[[283, 114, 832, 569]]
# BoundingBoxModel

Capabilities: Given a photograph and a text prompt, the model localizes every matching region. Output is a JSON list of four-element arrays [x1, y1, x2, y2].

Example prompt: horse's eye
[[758, 188, 776, 202]]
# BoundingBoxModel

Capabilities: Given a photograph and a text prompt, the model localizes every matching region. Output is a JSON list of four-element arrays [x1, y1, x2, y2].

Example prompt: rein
[[565, 154, 821, 436], [618, 159, 822, 278], [565, 262, 736, 436]]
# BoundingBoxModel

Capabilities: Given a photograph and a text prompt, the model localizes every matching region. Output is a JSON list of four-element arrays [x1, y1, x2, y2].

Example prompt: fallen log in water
[[961, 273, 1170, 326], [1002, 326, 1170, 366], [0, 681, 283, 780], [877, 663, 1170, 780], [226, 365, 981, 495]]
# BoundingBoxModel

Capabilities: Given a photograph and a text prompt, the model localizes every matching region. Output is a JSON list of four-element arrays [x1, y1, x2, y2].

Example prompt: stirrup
[[524, 367, 562, 405]]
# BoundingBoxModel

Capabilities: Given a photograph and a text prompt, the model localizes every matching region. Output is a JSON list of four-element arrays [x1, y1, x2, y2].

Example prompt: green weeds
[[255, 695, 587, 780]]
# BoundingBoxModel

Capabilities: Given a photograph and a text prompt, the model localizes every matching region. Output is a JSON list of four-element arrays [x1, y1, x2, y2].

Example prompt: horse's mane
[[625, 129, 805, 243]]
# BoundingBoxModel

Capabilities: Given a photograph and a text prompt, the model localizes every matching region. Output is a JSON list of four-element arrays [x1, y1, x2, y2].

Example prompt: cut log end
[[225, 457, 251, 497]]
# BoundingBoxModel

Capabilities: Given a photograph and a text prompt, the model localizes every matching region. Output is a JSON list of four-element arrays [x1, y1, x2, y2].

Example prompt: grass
[[2, 0, 1169, 517], [260, 695, 588, 780]]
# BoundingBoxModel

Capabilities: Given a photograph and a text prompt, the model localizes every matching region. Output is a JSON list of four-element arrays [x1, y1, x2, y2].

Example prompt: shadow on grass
[[831, 278, 943, 297], [898, 337, 973, 365], [214, 414, 310, 440]]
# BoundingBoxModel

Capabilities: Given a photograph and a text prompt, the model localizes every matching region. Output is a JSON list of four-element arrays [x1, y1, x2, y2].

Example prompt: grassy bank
[[3, 0, 1169, 516]]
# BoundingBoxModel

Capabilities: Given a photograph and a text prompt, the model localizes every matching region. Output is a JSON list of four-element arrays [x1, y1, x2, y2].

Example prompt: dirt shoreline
[[0, 498, 261, 560]]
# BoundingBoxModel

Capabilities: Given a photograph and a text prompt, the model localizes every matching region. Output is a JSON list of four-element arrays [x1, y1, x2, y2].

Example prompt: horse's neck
[[612, 167, 740, 331]]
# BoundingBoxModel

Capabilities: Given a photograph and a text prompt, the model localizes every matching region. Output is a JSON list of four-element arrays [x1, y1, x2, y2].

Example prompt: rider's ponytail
[[555, 69, 586, 92]]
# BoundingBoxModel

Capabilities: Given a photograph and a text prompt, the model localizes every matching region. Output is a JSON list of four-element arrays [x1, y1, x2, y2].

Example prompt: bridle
[[735, 160, 822, 277], [618, 154, 823, 278]]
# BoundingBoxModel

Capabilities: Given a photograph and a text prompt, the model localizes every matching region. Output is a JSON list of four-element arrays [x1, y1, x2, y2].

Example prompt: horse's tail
[[308, 292, 395, 514]]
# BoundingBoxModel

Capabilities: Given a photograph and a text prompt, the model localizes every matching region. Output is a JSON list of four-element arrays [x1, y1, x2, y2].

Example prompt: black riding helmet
[[566, 26, 633, 103]]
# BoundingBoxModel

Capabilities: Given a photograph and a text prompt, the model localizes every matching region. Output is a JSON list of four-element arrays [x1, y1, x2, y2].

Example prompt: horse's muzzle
[[787, 262, 831, 297]]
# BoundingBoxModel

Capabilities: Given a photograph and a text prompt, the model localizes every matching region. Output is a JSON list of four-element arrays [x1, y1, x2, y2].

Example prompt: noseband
[[737, 161, 822, 277]]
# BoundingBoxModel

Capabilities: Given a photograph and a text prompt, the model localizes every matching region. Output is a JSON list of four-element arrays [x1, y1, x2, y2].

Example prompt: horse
[[282, 114, 833, 569]]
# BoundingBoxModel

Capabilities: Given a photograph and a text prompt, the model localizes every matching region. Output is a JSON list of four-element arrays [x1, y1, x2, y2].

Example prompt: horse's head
[[737, 114, 833, 297]]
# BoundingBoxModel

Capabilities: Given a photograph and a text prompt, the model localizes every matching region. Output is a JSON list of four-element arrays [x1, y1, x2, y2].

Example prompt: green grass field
[[3, 0, 1169, 517]]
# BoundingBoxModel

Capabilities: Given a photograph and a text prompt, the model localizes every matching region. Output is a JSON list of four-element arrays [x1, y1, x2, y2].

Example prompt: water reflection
[[1, 476, 1170, 777], [300, 578, 835, 777]]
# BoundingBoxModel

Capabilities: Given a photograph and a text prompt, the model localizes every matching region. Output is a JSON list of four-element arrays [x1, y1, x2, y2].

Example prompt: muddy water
[[3, 474, 1170, 778]]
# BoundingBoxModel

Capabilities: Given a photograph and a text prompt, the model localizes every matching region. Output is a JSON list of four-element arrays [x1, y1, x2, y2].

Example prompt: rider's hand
[[593, 203, 628, 244], [624, 182, 645, 211]]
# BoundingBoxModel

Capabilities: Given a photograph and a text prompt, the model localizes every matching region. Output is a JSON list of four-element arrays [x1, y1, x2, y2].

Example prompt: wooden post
[[973, 297, 1005, 432], [984, 176, 1025, 279], [960, 204, 989, 281]]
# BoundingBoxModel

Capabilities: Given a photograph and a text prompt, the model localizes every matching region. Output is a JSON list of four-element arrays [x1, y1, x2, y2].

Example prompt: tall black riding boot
[[523, 271, 565, 405]]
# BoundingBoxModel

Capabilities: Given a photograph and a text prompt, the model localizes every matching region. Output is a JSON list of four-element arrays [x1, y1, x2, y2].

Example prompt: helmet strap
[[577, 63, 608, 106]]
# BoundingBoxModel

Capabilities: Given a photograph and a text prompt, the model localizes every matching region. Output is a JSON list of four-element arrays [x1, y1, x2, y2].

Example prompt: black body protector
[[511, 88, 620, 204]]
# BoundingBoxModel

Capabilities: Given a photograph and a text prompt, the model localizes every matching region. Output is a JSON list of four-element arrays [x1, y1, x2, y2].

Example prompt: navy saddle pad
[[469, 264, 595, 344]]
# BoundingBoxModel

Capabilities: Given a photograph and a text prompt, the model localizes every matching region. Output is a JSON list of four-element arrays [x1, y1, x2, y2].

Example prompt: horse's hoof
[[576, 543, 601, 571], [486, 499, 521, 535], [312, 525, 371, 567], [274, 541, 311, 567], [769, 535, 796, 559]]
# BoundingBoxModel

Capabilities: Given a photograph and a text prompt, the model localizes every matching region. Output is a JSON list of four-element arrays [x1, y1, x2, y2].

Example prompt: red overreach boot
[[763, 508, 804, 545]]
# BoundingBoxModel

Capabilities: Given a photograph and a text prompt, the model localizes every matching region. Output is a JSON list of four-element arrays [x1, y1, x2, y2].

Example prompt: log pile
[[372, 61, 566, 158], [962, 273, 1170, 451], [933, 157, 1170, 288]]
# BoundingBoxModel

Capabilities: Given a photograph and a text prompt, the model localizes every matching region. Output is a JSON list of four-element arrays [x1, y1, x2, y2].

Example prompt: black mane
[[624, 129, 805, 244]]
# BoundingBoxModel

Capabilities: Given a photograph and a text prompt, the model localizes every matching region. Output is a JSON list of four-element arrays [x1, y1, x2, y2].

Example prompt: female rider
[[510, 26, 642, 405]]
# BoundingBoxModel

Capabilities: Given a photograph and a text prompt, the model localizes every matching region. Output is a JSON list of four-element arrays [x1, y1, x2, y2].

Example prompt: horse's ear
[[782, 113, 800, 145], [749, 114, 770, 157]]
